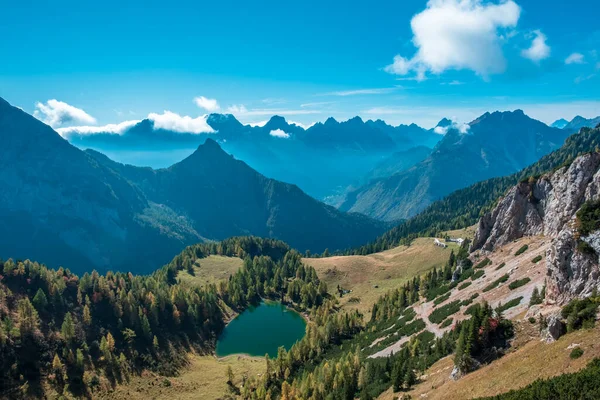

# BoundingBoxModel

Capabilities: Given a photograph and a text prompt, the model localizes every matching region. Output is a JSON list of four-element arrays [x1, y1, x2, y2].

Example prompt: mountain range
[[63, 113, 444, 200], [337, 110, 570, 221], [0, 97, 385, 274]]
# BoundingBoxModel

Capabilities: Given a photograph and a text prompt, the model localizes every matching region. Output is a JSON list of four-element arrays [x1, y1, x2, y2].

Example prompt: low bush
[[440, 318, 453, 328], [429, 300, 462, 324], [483, 274, 510, 292], [497, 297, 523, 314], [515, 245, 529, 256], [531, 255, 543, 263], [508, 277, 531, 290], [458, 281, 472, 290], [474, 257, 492, 269], [495, 262, 506, 271], [570, 347, 584, 360], [433, 292, 451, 306], [472, 270, 485, 281]]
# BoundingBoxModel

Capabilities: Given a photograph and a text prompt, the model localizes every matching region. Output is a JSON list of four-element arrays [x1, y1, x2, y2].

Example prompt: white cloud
[[385, 0, 521, 80], [521, 30, 551, 62], [226, 104, 249, 114], [321, 87, 397, 96], [148, 111, 215, 134], [269, 129, 290, 139], [34, 99, 97, 128], [194, 96, 220, 112], [565, 52, 585, 65], [57, 120, 140, 137], [433, 120, 470, 134], [248, 120, 269, 127], [226, 104, 321, 117]]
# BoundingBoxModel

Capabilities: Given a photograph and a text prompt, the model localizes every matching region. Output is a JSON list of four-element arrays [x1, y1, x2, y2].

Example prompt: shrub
[[531, 255, 543, 263], [483, 274, 510, 292], [495, 262, 506, 271], [472, 270, 485, 281], [508, 277, 531, 290], [474, 257, 492, 269], [497, 297, 523, 314], [515, 245, 529, 256], [577, 240, 597, 256], [433, 292, 451, 306], [528, 317, 537, 324], [458, 281, 472, 290], [576, 200, 600, 236], [429, 300, 462, 324], [570, 347, 584, 360], [440, 318, 453, 328], [561, 298, 599, 332]]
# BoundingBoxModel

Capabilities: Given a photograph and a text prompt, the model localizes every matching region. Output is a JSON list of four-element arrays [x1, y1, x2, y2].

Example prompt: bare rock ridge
[[472, 152, 600, 304]]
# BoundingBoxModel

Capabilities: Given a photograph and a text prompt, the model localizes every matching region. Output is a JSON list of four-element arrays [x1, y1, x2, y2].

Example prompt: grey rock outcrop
[[541, 314, 566, 343], [472, 153, 600, 304]]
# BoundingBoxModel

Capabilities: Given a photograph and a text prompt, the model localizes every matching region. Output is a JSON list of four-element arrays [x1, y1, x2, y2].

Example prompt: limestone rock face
[[472, 153, 600, 304]]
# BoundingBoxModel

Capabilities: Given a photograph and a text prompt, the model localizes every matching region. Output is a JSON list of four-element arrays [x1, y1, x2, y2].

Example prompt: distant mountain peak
[[551, 118, 569, 129], [206, 113, 243, 131], [436, 118, 453, 128], [324, 117, 339, 126], [346, 116, 364, 124]]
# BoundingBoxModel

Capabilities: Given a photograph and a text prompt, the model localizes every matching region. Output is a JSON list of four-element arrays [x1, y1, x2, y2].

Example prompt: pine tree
[[83, 304, 92, 326], [61, 312, 75, 342], [32, 288, 48, 312]]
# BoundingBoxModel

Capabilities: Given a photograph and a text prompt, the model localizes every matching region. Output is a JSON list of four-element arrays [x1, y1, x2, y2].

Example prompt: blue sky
[[0, 0, 599, 129]]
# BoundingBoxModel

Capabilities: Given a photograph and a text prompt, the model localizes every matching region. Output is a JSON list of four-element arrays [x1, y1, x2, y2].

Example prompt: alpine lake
[[216, 301, 307, 357]]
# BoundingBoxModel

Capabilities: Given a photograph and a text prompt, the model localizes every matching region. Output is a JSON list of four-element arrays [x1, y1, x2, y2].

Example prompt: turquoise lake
[[216, 301, 307, 357]]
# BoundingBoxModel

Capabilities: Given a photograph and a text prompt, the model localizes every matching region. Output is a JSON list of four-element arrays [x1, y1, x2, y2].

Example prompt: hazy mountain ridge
[[338, 110, 570, 221], [0, 97, 386, 273], [62, 113, 441, 199]]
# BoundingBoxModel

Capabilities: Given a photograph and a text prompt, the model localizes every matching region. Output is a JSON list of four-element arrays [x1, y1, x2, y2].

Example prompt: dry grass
[[379, 323, 600, 400], [97, 354, 265, 400], [303, 238, 460, 316], [177, 255, 244, 288]]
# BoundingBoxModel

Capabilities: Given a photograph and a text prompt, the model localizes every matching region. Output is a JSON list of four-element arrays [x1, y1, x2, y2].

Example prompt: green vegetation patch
[[458, 281, 472, 290], [531, 255, 543, 264], [433, 291, 452, 306], [497, 297, 523, 314], [483, 274, 510, 292], [576, 200, 600, 236], [429, 300, 462, 324], [440, 318, 453, 328], [495, 262, 506, 271], [472, 270, 485, 281], [562, 297, 599, 332], [508, 277, 531, 290], [515, 245, 529, 256], [474, 257, 492, 269], [570, 347, 584, 360]]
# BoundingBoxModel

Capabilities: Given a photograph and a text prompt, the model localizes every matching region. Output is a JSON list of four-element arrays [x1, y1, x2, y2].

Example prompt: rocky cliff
[[472, 152, 600, 304]]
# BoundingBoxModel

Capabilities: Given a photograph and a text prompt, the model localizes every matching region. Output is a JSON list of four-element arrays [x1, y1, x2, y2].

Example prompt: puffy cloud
[[194, 96, 220, 112], [433, 120, 470, 135], [385, 0, 521, 80], [147, 111, 215, 134], [57, 120, 140, 137], [269, 129, 290, 138], [565, 52, 585, 65], [34, 99, 97, 128], [521, 30, 550, 62]]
